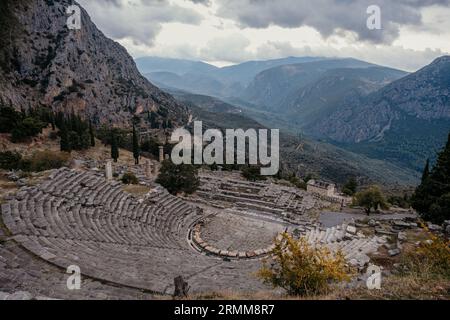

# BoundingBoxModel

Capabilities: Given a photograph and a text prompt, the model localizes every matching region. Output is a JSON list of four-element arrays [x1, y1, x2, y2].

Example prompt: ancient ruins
[[0, 158, 401, 299]]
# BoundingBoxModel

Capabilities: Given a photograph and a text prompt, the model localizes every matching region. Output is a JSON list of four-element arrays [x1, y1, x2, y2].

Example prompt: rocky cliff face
[[0, 0, 189, 127], [311, 56, 450, 143]]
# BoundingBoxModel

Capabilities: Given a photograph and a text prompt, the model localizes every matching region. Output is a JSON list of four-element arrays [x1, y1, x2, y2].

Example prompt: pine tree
[[150, 111, 159, 129], [69, 109, 77, 132], [50, 112, 56, 131], [412, 132, 450, 223], [421, 159, 430, 183], [430, 133, 450, 186], [89, 120, 95, 147], [59, 119, 71, 152], [342, 177, 358, 196], [111, 129, 119, 163], [132, 124, 140, 165]]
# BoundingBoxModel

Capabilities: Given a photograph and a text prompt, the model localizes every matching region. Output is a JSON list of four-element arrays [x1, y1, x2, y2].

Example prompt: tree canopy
[[156, 160, 199, 195], [412, 133, 450, 224], [353, 185, 389, 215], [342, 177, 358, 196]]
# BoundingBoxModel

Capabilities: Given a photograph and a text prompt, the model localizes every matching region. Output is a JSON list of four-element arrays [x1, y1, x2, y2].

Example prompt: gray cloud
[[199, 34, 253, 62], [215, 0, 450, 43], [76, 0, 450, 71], [186, 0, 211, 5], [77, 0, 203, 46]]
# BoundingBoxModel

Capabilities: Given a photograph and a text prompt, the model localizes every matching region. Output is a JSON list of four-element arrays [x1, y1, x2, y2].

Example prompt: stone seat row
[[2, 169, 203, 250], [1, 169, 272, 295], [297, 223, 387, 268], [11, 233, 264, 295], [2, 197, 183, 249]]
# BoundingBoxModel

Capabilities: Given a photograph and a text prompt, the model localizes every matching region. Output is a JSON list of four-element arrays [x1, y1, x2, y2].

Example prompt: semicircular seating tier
[[1, 168, 387, 296], [0, 168, 268, 295]]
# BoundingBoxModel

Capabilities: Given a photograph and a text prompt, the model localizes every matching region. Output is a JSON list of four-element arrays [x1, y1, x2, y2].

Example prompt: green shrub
[[342, 177, 358, 196], [288, 175, 307, 190], [11, 117, 46, 142], [141, 138, 160, 158], [26, 150, 69, 172], [353, 186, 389, 215], [0, 151, 22, 170], [0, 106, 21, 133], [156, 160, 199, 195], [401, 226, 450, 279], [1, 106, 50, 142], [0, 150, 68, 172], [257, 233, 351, 296], [242, 165, 267, 182], [121, 172, 139, 185], [388, 194, 411, 209]]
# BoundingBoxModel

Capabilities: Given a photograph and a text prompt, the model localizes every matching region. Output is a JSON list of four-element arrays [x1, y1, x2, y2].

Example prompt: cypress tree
[[430, 133, 450, 185], [60, 119, 71, 152], [150, 111, 159, 129], [343, 177, 358, 196], [421, 159, 430, 183], [132, 124, 140, 165], [69, 109, 77, 132], [50, 112, 56, 131], [412, 132, 450, 223], [111, 129, 119, 163], [89, 120, 95, 147]]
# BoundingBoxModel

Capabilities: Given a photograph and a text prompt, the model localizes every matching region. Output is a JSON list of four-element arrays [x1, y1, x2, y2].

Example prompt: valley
[[138, 55, 450, 176]]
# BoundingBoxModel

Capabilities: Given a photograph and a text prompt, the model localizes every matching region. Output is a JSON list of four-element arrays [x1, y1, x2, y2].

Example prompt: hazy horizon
[[78, 0, 450, 72], [133, 54, 449, 72]]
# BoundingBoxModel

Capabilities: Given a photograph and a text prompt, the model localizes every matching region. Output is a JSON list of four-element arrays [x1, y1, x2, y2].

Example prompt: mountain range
[[311, 56, 450, 171], [174, 90, 419, 187], [136, 56, 324, 98], [136, 55, 450, 173]]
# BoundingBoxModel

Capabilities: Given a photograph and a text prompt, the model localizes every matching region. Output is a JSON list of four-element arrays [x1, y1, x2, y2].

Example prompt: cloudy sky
[[77, 0, 450, 71]]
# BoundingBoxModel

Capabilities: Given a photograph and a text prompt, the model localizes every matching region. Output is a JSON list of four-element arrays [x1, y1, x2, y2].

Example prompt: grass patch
[[336, 273, 450, 300], [336, 227, 450, 300], [123, 185, 151, 197]]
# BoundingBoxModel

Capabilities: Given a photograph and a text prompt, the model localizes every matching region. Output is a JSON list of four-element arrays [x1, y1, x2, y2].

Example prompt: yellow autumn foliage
[[257, 233, 351, 297], [403, 223, 450, 278]]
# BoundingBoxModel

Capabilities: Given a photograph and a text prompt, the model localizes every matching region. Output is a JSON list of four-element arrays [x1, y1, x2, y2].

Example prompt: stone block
[[388, 249, 401, 257]]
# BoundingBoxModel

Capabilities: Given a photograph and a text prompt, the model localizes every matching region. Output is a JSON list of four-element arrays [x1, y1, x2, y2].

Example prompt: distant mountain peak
[[431, 55, 450, 64]]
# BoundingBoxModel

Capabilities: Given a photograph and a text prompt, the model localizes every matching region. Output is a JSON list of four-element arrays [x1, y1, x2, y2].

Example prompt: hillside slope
[[0, 0, 188, 127], [309, 56, 450, 171], [241, 58, 376, 109], [281, 67, 407, 128], [176, 92, 419, 187]]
